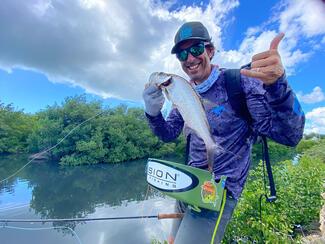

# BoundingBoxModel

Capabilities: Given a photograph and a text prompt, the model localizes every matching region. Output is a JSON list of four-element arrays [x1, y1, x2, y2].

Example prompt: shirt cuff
[[145, 111, 164, 121], [263, 72, 288, 103]]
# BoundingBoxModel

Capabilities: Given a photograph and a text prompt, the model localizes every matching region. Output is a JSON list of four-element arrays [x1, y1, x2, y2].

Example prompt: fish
[[148, 72, 225, 172]]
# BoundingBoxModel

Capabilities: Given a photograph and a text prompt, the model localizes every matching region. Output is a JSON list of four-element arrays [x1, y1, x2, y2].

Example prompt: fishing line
[[0, 111, 105, 184], [0, 203, 30, 212], [222, 147, 242, 161], [140, 185, 152, 225], [1, 225, 82, 244], [139, 185, 177, 242], [0, 215, 184, 243], [140, 186, 162, 229]]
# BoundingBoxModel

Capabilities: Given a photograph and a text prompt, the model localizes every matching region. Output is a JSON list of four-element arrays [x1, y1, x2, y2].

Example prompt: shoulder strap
[[224, 68, 277, 202], [224, 69, 252, 123]]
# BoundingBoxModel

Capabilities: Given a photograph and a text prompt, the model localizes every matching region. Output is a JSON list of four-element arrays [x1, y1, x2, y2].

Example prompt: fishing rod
[[0, 213, 184, 223]]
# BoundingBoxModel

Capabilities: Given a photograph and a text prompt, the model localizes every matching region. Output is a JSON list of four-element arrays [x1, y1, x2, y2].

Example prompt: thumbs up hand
[[240, 33, 285, 85]]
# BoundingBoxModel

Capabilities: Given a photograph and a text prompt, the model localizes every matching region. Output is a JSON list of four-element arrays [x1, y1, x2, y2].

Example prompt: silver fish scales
[[149, 72, 225, 172]]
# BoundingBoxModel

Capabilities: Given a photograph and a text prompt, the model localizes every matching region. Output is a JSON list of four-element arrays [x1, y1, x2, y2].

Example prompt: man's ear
[[207, 47, 215, 60]]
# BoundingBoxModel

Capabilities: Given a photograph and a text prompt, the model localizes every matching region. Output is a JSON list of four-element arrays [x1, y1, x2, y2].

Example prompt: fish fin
[[164, 89, 171, 101]]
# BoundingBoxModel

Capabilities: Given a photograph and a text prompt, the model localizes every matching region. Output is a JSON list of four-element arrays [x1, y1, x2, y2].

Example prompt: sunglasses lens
[[176, 43, 205, 61], [190, 44, 205, 57], [177, 50, 188, 61]]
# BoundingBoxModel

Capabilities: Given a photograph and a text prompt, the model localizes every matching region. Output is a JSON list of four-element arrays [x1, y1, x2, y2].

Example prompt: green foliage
[[27, 96, 102, 163], [252, 139, 295, 165], [296, 139, 319, 154], [25, 95, 182, 165], [174, 136, 186, 158], [151, 142, 177, 158], [150, 239, 168, 244], [224, 155, 325, 243], [302, 139, 325, 163], [0, 102, 35, 153]]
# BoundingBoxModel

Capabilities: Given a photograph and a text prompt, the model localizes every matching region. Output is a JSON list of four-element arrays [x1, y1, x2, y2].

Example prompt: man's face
[[177, 40, 213, 84]]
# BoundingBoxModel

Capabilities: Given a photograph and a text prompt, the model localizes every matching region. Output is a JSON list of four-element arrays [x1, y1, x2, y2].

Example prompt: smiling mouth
[[187, 63, 200, 70]]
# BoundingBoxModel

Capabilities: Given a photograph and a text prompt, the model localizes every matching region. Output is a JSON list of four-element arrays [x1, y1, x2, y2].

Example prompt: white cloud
[[304, 107, 325, 134], [219, 0, 325, 73], [0, 0, 323, 102], [216, 31, 278, 68], [297, 86, 325, 104], [279, 0, 325, 38], [216, 29, 310, 73], [31, 0, 53, 17], [277, 0, 325, 71], [0, 0, 238, 101]]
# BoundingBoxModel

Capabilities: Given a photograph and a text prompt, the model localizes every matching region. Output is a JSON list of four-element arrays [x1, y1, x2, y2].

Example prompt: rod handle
[[157, 213, 184, 220]]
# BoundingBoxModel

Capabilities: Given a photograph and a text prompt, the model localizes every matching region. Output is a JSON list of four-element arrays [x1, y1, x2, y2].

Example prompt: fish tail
[[207, 143, 223, 172], [207, 148, 215, 173], [207, 143, 242, 172]]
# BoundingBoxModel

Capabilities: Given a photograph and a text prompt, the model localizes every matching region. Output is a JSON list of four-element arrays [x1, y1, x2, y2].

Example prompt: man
[[143, 21, 305, 243]]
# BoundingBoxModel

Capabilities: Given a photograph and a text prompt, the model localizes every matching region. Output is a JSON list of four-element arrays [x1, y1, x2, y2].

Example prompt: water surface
[[0, 155, 175, 244]]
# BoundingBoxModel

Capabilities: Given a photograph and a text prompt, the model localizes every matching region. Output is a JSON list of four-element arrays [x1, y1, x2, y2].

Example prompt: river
[[0, 154, 176, 244]]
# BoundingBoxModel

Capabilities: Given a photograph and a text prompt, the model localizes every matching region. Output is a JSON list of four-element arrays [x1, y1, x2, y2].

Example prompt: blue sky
[[0, 0, 324, 134]]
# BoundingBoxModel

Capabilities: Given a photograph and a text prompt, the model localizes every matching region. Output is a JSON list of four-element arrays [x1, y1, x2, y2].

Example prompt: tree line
[[0, 96, 184, 165], [1, 95, 322, 166]]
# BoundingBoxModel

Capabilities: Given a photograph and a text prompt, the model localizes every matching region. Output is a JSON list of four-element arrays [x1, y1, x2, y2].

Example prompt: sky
[[0, 0, 324, 134]]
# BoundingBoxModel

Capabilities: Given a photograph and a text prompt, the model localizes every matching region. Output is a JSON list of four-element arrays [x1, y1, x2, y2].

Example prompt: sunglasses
[[176, 42, 206, 61]]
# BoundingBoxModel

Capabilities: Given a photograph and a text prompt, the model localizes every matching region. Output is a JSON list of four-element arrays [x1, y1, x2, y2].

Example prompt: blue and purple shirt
[[146, 68, 305, 199]]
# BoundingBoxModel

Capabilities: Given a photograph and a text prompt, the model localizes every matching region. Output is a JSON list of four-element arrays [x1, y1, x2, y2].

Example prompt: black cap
[[171, 21, 211, 54]]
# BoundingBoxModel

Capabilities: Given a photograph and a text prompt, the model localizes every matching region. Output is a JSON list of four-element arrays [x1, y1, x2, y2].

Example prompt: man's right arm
[[143, 83, 184, 142], [145, 109, 184, 142]]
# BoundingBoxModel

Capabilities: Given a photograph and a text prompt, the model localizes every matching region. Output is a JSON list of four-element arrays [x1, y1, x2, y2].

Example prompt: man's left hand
[[240, 33, 285, 86]]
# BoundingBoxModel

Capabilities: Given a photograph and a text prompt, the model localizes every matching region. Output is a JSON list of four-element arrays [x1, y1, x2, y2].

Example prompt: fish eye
[[160, 78, 172, 87]]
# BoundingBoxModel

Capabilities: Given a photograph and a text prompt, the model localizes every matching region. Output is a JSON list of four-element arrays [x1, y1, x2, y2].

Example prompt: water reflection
[[292, 154, 301, 165], [0, 155, 175, 243]]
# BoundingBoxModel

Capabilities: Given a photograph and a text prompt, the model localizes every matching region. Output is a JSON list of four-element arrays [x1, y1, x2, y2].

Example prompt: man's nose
[[186, 52, 197, 62]]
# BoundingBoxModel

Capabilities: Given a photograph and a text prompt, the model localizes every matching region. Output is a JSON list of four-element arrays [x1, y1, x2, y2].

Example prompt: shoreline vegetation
[[0, 95, 185, 165], [1, 95, 325, 242], [2, 94, 320, 165], [223, 144, 325, 243]]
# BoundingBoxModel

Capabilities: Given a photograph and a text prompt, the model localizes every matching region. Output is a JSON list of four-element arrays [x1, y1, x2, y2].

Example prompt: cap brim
[[171, 37, 211, 54]]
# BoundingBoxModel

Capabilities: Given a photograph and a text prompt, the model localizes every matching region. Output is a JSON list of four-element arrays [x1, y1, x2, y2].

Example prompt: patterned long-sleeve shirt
[[146, 69, 305, 199]]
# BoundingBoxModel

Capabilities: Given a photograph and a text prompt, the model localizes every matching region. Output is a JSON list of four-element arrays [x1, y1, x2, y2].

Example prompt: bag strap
[[224, 68, 277, 202], [224, 69, 252, 123], [261, 136, 276, 202]]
